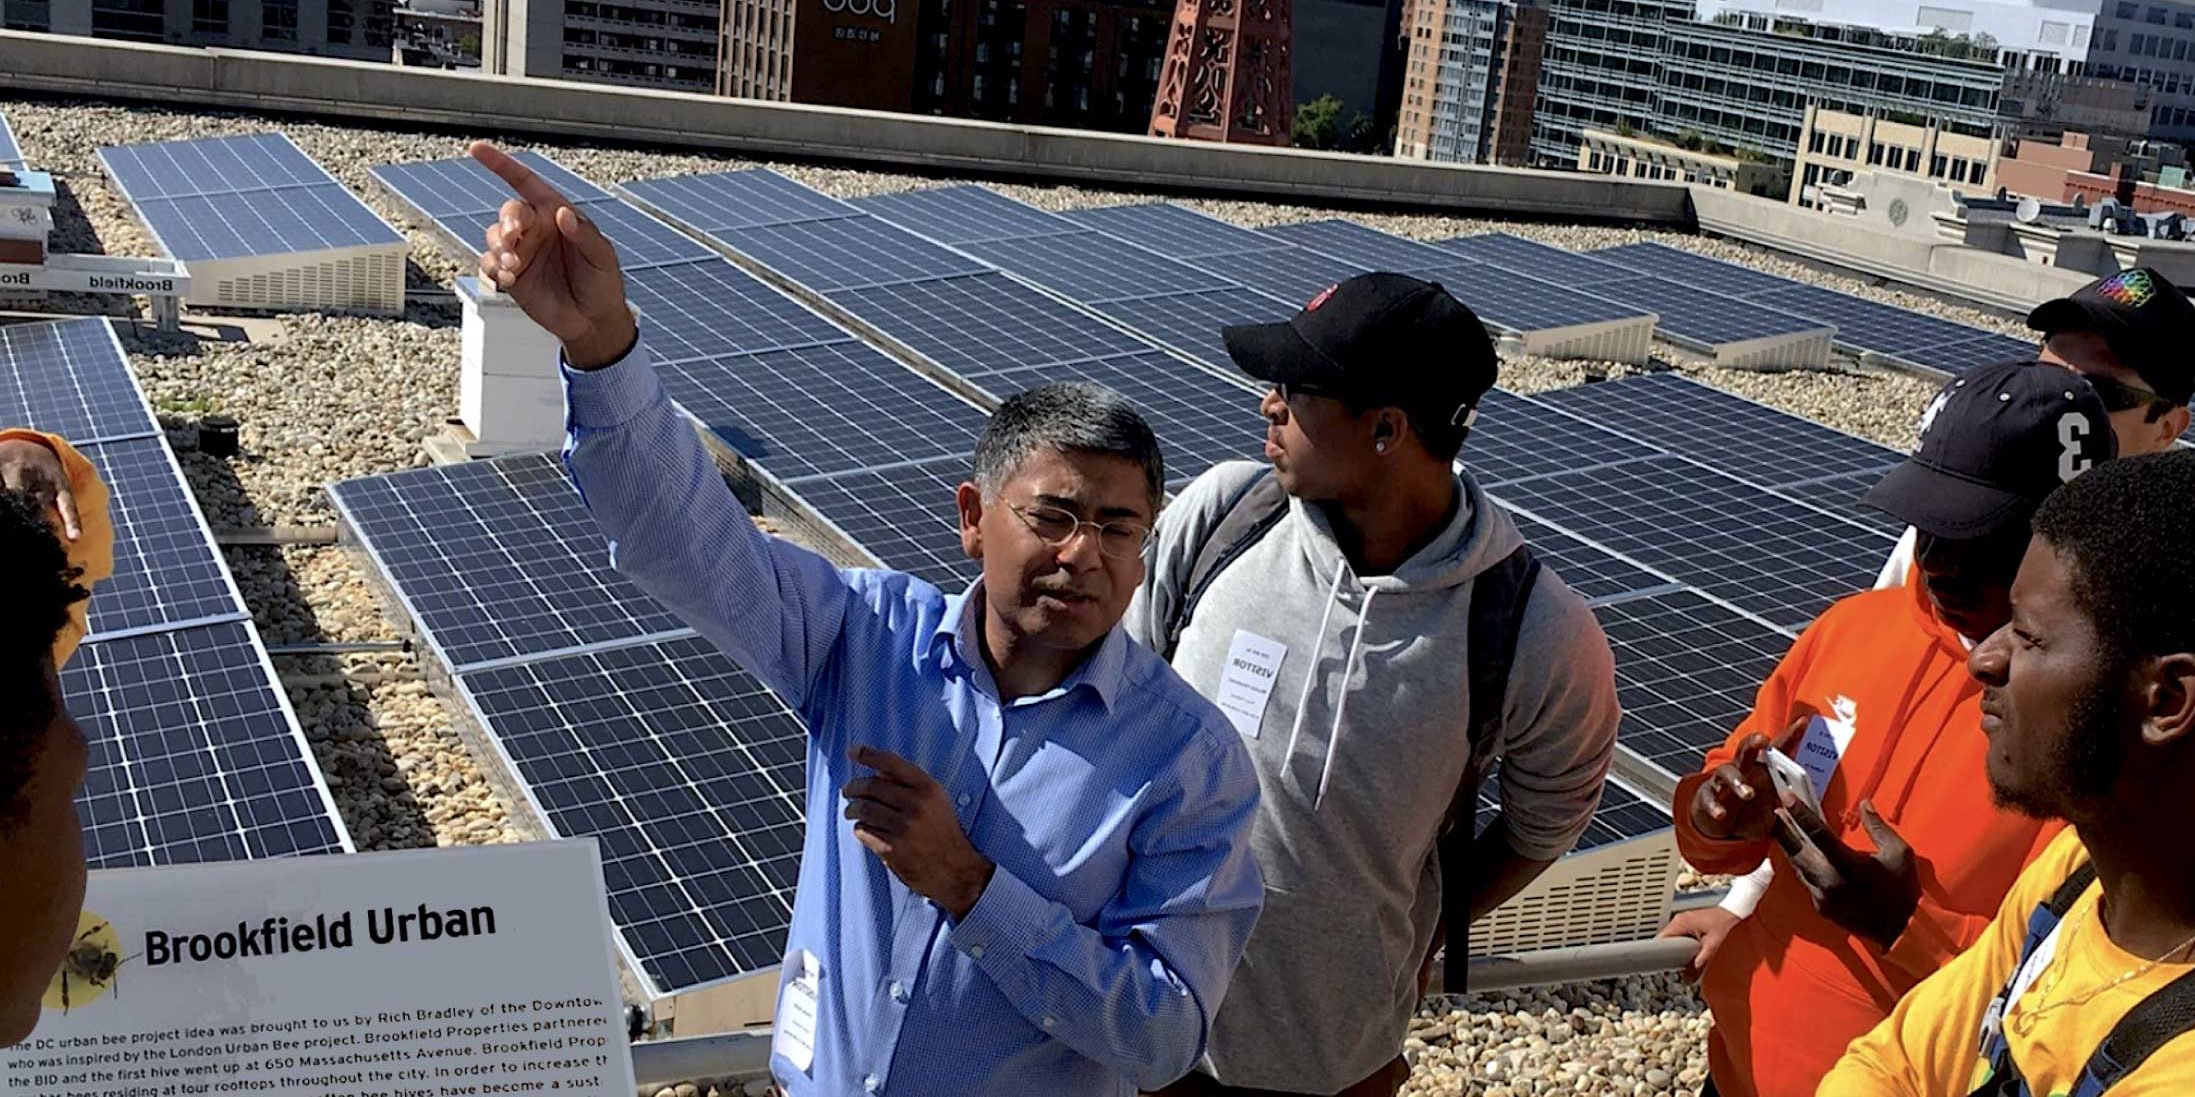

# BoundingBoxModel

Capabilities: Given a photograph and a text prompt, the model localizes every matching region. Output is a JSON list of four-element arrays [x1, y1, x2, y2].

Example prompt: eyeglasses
[[1009, 503, 1153, 560], [1275, 382, 1342, 404], [2083, 372, 2178, 417]]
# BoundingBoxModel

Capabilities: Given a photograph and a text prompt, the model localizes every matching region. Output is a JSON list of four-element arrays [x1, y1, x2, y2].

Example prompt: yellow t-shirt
[[1821, 827, 2195, 1096]]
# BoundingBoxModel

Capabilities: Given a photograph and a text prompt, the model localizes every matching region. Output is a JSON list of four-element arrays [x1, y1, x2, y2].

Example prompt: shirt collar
[[932, 578, 1128, 711]]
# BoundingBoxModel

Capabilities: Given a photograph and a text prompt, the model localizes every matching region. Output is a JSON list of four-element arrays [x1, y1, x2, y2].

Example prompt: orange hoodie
[[0, 429, 115, 666], [1672, 576, 2061, 1097]]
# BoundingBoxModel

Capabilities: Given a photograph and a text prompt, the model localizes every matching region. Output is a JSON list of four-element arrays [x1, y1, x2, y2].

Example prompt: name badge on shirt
[[774, 948, 821, 1075], [1794, 702, 1858, 801], [1216, 629, 1288, 739]]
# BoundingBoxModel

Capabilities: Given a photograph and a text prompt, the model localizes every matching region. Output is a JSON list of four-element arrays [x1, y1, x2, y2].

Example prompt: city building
[[6, 0, 395, 60], [1393, 0, 1543, 164], [1999, 68, 2151, 139], [1527, 0, 1687, 166], [1790, 103, 2001, 207], [1576, 127, 1784, 194], [482, 0, 720, 92], [717, 0, 790, 98]]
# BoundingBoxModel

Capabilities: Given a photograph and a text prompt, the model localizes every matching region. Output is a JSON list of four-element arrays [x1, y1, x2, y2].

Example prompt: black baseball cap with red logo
[[1221, 272, 1499, 427]]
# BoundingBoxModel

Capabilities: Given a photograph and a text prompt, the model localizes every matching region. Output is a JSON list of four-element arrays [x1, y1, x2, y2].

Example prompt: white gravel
[[0, 94, 2007, 1096]]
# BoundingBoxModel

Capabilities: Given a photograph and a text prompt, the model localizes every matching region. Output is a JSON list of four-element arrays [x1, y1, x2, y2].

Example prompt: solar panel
[[130, 184, 403, 262], [1895, 331, 2037, 375], [1097, 289, 1294, 371], [624, 260, 851, 364], [830, 273, 1149, 379], [0, 112, 22, 170], [790, 456, 983, 590], [371, 150, 613, 220], [1259, 219, 1460, 274], [1783, 469, 1907, 538], [1593, 590, 1793, 787], [978, 352, 1267, 488], [709, 217, 991, 292], [655, 344, 988, 482], [1490, 456, 1892, 631], [80, 437, 244, 640], [1476, 767, 1670, 852], [1587, 242, 1799, 299], [327, 454, 695, 672], [1059, 202, 1276, 259], [622, 169, 863, 232], [1435, 233, 1644, 286], [1414, 262, 1654, 335], [848, 185, 1079, 245], [0, 318, 158, 444], [67, 620, 349, 868], [1182, 246, 1369, 309], [1749, 284, 2004, 366], [955, 231, 1236, 305], [99, 133, 324, 199], [1502, 509, 1672, 606], [1467, 388, 1663, 488], [1582, 277, 1833, 350], [1533, 373, 1901, 489], [458, 635, 806, 994]]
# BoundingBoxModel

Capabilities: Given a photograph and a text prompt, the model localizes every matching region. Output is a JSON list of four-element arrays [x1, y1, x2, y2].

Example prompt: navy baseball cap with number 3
[[1863, 361, 2116, 539]]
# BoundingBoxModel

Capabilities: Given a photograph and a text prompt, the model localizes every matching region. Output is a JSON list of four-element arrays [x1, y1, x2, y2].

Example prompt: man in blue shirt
[[470, 143, 1264, 1096]]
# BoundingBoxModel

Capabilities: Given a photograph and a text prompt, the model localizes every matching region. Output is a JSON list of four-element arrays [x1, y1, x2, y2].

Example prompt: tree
[[456, 30, 481, 58], [1294, 94, 1345, 151]]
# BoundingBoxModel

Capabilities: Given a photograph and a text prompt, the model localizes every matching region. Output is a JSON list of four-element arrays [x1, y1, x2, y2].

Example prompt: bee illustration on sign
[[44, 911, 135, 1015]]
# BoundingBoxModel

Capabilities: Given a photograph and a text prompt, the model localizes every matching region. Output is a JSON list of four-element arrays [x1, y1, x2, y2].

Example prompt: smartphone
[[1764, 746, 1822, 815]]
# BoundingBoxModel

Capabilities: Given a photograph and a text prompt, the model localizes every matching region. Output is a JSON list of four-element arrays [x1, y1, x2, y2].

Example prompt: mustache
[[1030, 578, 1100, 600]]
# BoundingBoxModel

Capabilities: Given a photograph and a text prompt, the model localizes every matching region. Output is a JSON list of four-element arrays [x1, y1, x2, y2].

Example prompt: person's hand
[[1657, 906, 1740, 983], [468, 141, 637, 370], [0, 437, 80, 540], [841, 746, 995, 920], [1774, 797, 1920, 952], [1690, 727, 1787, 841]]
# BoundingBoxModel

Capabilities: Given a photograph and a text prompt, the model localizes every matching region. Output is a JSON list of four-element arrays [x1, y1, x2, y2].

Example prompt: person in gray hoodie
[[1129, 273, 1621, 1096]]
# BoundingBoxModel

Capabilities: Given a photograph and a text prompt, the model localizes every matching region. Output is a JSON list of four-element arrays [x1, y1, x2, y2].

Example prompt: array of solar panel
[[1587, 242, 2032, 374], [0, 316, 349, 866], [1502, 510, 1671, 607], [1467, 388, 1663, 488], [850, 184, 1081, 246], [1182, 246, 1370, 309], [1492, 455, 1893, 631], [371, 152, 711, 273], [101, 133, 400, 261], [829, 273, 1151, 377], [1434, 232, 1645, 286], [1258, 219, 1463, 274], [1592, 591, 1793, 788], [1534, 373, 1901, 489], [458, 635, 806, 993], [327, 455, 695, 672], [0, 111, 22, 170], [955, 231, 1235, 304], [656, 343, 988, 483], [1476, 767, 1672, 853], [789, 456, 983, 589], [1784, 470, 1908, 537], [623, 260, 849, 363], [68, 621, 347, 867], [613, 168, 862, 232], [1057, 202, 1276, 259], [1097, 290, 1293, 370], [973, 352, 1267, 489], [0, 318, 158, 443], [707, 217, 990, 293]]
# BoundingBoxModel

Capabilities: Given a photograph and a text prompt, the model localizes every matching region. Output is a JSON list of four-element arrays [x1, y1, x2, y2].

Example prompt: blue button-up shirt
[[560, 340, 1264, 1096]]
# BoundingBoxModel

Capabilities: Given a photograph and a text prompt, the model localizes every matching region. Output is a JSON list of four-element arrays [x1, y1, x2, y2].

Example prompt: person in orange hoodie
[[0, 427, 112, 1047], [1672, 361, 2116, 1097]]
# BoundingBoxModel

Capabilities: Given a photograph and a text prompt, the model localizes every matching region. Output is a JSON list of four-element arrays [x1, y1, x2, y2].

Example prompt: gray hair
[[971, 382, 1165, 511]]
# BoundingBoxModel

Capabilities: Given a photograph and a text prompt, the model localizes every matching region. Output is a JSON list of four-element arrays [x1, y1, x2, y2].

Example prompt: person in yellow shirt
[[1822, 448, 2195, 1097], [0, 429, 113, 1047]]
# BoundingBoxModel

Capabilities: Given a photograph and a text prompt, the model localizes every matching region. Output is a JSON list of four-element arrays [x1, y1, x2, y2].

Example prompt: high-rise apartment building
[[1528, 0, 1686, 165], [1394, 0, 1543, 163], [6, 0, 394, 60], [483, 0, 719, 92]]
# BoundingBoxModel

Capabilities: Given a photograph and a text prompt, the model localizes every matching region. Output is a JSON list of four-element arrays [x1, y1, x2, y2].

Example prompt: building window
[[191, 0, 226, 34], [261, 0, 296, 39], [327, 0, 352, 43], [90, 0, 163, 40], [2118, 2, 2139, 18], [3, 0, 47, 28], [2150, 5, 2169, 23], [1930, 152, 1948, 177]]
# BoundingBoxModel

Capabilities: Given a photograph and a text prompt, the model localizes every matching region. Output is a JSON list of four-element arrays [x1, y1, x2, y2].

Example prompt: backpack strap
[[2068, 952, 2195, 1095], [1969, 861, 2100, 1097], [1438, 543, 1540, 994], [1160, 468, 1291, 661]]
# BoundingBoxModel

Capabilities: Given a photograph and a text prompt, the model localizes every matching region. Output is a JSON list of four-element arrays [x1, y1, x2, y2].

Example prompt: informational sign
[[0, 261, 189, 298], [3, 842, 636, 1097]]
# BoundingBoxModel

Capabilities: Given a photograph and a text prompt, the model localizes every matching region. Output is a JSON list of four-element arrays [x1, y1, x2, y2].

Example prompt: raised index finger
[[850, 746, 934, 788], [469, 141, 568, 208]]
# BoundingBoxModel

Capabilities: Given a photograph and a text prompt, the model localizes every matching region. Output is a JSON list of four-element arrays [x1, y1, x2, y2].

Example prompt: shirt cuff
[[950, 865, 1057, 975], [559, 335, 658, 431]]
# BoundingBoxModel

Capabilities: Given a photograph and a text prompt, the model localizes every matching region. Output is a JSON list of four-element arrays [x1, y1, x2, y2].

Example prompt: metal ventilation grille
[[1468, 832, 1681, 956]]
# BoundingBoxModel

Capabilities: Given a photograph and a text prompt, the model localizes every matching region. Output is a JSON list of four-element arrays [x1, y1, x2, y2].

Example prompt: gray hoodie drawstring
[[1281, 561, 1348, 787], [1315, 587, 1377, 810]]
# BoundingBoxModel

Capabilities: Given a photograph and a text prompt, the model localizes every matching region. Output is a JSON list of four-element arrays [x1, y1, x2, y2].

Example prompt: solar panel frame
[[371, 151, 614, 220], [1413, 261, 1656, 334], [0, 112, 22, 170], [1531, 373, 1902, 489], [1501, 509, 1675, 607], [1179, 246, 1370, 309], [1782, 469, 1908, 537], [1258, 219, 1463, 275], [1893, 331, 2038, 376], [623, 259, 855, 365], [99, 132, 325, 199], [955, 231, 1238, 305], [1466, 388, 1665, 488], [1490, 455, 1894, 631], [1593, 590, 1794, 789], [1057, 202, 1277, 259], [1578, 276, 1835, 350], [621, 169, 865, 233], [1748, 284, 2008, 364], [0, 317, 159, 444], [1434, 233, 1646, 286], [788, 456, 984, 591], [327, 454, 698, 673], [80, 436, 252, 641], [1586, 242, 1800, 299], [456, 634, 808, 996], [848, 185, 1081, 245], [130, 184, 404, 263], [828, 273, 1151, 379], [1095, 289, 1296, 372], [67, 620, 352, 868], [655, 343, 990, 482], [708, 217, 993, 292], [1476, 766, 1671, 852]]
